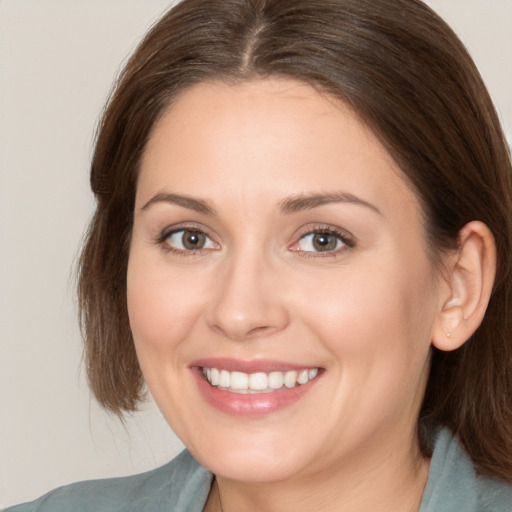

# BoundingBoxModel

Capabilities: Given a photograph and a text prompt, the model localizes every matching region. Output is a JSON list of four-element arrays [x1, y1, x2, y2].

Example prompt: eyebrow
[[280, 192, 381, 215], [141, 193, 216, 215], [140, 191, 380, 216]]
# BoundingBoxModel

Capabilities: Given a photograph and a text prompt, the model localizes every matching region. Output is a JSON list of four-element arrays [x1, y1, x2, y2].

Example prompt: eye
[[290, 228, 354, 254], [163, 229, 218, 252]]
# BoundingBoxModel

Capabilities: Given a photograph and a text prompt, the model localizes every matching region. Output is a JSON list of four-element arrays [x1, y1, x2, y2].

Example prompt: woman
[[7, 0, 512, 510]]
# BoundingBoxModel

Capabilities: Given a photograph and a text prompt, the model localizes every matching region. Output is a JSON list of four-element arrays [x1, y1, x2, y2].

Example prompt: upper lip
[[191, 358, 321, 373]]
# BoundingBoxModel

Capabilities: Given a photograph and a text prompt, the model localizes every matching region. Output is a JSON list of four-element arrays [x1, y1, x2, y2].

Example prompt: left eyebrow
[[279, 192, 382, 215]]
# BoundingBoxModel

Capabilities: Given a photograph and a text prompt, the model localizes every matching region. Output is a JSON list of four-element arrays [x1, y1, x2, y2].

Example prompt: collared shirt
[[5, 428, 512, 511]]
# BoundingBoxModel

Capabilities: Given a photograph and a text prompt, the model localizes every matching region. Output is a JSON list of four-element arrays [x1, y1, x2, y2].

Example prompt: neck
[[206, 430, 430, 512]]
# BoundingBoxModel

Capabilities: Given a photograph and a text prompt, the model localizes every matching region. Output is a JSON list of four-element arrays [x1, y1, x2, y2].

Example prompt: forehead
[[138, 78, 419, 220]]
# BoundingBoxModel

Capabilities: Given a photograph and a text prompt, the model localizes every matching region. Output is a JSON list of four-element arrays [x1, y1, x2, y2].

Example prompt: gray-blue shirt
[[5, 428, 512, 511]]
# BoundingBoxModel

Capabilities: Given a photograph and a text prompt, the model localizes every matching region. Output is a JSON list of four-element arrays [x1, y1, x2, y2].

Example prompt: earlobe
[[432, 221, 496, 352]]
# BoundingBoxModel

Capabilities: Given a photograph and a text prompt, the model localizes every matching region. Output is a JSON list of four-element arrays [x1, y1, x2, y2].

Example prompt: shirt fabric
[[5, 428, 512, 511]]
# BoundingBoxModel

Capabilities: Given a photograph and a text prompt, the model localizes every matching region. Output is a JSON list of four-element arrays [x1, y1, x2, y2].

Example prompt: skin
[[127, 78, 450, 512]]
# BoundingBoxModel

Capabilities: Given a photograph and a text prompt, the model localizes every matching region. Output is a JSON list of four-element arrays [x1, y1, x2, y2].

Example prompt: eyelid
[[156, 223, 220, 254], [289, 224, 356, 256], [154, 222, 354, 257]]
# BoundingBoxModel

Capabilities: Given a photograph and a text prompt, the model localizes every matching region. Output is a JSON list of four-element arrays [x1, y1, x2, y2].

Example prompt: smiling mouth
[[201, 367, 320, 394]]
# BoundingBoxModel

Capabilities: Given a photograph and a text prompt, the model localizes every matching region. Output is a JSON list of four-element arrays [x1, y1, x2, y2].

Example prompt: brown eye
[[164, 229, 217, 251], [182, 230, 206, 249]]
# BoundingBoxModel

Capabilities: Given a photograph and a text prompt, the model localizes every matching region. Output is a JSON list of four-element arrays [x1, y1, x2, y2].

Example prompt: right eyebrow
[[140, 193, 216, 215]]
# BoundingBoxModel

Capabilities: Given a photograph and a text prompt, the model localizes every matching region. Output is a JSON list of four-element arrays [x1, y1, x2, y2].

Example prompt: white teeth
[[284, 371, 298, 388], [249, 372, 268, 390], [202, 367, 320, 392], [268, 371, 284, 390], [219, 370, 230, 388], [230, 371, 249, 390], [210, 368, 220, 386], [297, 369, 309, 385]]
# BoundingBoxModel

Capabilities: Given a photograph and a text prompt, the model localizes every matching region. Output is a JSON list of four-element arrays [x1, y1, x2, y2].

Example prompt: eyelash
[[155, 224, 355, 258], [290, 225, 356, 258], [155, 224, 218, 256]]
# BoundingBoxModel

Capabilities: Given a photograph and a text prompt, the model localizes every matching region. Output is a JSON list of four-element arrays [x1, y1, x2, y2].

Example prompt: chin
[[198, 447, 307, 483], [185, 422, 328, 483]]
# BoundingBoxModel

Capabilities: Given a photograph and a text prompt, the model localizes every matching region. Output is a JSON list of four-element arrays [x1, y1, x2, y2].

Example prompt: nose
[[206, 250, 289, 342]]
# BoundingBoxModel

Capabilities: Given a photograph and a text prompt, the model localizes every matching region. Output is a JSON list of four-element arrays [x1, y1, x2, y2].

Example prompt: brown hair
[[78, 0, 512, 479]]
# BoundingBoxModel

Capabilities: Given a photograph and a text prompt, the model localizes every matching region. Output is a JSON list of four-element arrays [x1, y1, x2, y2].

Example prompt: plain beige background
[[1, 0, 511, 508]]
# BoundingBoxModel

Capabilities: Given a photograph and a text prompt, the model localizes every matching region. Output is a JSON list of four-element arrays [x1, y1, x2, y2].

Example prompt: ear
[[432, 221, 496, 351]]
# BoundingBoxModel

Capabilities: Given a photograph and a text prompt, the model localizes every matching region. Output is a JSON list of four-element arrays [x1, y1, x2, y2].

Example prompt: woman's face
[[127, 79, 444, 483]]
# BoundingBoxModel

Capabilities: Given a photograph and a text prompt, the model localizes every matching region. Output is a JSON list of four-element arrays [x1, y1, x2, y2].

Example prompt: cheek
[[295, 254, 436, 369], [126, 250, 207, 360], [307, 261, 436, 427]]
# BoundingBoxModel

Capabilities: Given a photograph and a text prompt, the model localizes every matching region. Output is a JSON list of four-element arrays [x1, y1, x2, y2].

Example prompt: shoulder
[[477, 474, 512, 512], [420, 428, 512, 512], [4, 450, 212, 512]]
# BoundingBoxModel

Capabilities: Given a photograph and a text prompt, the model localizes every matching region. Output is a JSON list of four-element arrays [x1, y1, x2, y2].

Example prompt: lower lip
[[191, 367, 320, 416]]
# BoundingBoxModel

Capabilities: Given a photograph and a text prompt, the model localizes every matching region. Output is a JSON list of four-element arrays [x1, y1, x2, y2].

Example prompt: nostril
[[210, 322, 279, 342], [246, 325, 277, 339]]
